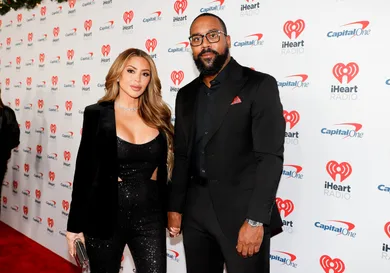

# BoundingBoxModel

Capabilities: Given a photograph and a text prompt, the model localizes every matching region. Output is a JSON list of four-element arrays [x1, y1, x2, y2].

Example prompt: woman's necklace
[[115, 102, 138, 112]]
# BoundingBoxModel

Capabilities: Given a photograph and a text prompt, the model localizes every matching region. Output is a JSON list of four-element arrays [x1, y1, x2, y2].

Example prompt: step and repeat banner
[[1, 0, 390, 272]]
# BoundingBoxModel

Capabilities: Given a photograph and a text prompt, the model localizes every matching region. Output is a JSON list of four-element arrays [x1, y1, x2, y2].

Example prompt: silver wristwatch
[[246, 219, 263, 227]]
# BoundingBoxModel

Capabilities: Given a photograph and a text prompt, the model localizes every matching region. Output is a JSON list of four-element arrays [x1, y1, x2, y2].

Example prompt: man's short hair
[[190, 13, 227, 34]]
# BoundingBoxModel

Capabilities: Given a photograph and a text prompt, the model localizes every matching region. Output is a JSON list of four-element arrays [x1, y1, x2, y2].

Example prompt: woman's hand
[[66, 231, 85, 257]]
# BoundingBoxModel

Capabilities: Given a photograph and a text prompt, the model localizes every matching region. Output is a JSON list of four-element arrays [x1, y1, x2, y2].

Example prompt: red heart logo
[[101, 45, 111, 56], [35, 189, 41, 199], [283, 110, 300, 129], [23, 206, 28, 215], [47, 218, 54, 228], [13, 181, 18, 189], [173, 0, 188, 15], [84, 20, 92, 31], [40, 6, 46, 16], [67, 49, 74, 60], [275, 197, 294, 217], [145, 39, 157, 53], [283, 19, 305, 39], [38, 99, 44, 109], [62, 200, 69, 211], [68, 0, 76, 8], [3, 197, 7, 204], [171, 71, 185, 86], [53, 27, 60, 37], [384, 222, 390, 238], [25, 121, 31, 129], [15, 98, 20, 106], [65, 101, 73, 111], [320, 255, 345, 273], [36, 145, 42, 154], [82, 74, 90, 85], [24, 164, 30, 173], [16, 56, 21, 64], [50, 124, 57, 134], [333, 62, 359, 84], [64, 151, 71, 161], [28, 32, 33, 42], [52, 76, 58, 85], [17, 14, 23, 23], [326, 161, 352, 183], [26, 77, 32, 86], [123, 11, 134, 24], [39, 53, 45, 63], [48, 171, 55, 181]]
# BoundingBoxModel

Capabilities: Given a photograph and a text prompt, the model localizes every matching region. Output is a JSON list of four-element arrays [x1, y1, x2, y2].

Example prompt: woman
[[0, 89, 20, 202], [66, 48, 174, 273]]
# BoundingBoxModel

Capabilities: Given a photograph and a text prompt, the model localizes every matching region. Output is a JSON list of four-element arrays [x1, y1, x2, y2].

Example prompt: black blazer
[[67, 101, 169, 238], [169, 58, 285, 240], [0, 105, 20, 162]]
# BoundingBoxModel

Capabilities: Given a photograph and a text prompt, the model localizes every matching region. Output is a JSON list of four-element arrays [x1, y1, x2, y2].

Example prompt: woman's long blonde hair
[[98, 48, 174, 180]]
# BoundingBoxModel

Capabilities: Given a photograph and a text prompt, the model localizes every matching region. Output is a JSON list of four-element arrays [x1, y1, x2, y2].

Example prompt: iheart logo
[[384, 222, 390, 238], [3, 197, 7, 204], [35, 189, 41, 199], [48, 171, 55, 181], [276, 197, 294, 217], [101, 45, 111, 56], [27, 32, 33, 42], [68, 0, 76, 8], [145, 39, 157, 53], [13, 181, 18, 190], [16, 56, 21, 65], [53, 27, 60, 37], [25, 121, 31, 129], [283, 110, 300, 129], [23, 206, 28, 215], [39, 53, 45, 63], [82, 74, 90, 85], [326, 161, 352, 183], [15, 98, 20, 107], [283, 19, 305, 39], [6, 78, 10, 86], [64, 151, 71, 161], [62, 200, 69, 211], [123, 11, 134, 24], [171, 71, 185, 86], [52, 76, 58, 86], [65, 101, 73, 111], [47, 218, 54, 228], [36, 145, 42, 154], [26, 77, 32, 86], [320, 255, 345, 273], [84, 20, 92, 31], [24, 164, 30, 173], [37, 99, 44, 109], [67, 49, 74, 60], [6, 37, 11, 45], [333, 62, 359, 84], [40, 6, 46, 16], [174, 0, 188, 15], [50, 124, 57, 134], [17, 14, 23, 23]]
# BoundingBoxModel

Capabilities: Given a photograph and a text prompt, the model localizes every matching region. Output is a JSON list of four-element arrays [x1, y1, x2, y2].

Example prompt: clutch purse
[[74, 238, 91, 273]]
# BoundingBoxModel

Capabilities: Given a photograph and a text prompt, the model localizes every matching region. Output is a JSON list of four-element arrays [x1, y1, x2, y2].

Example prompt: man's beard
[[193, 47, 229, 76]]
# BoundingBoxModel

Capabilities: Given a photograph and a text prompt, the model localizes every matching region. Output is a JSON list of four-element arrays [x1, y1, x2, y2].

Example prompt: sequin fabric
[[85, 133, 166, 273]]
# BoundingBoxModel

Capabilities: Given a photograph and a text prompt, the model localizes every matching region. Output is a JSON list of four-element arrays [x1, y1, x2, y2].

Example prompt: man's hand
[[236, 221, 264, 258], [66, 231, 85, 257], [168, 212, 182, 237]]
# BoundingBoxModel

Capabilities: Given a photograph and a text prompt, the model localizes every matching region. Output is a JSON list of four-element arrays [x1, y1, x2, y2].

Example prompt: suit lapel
[[203, 60, 248, 146], [99, 101, 118, 174]]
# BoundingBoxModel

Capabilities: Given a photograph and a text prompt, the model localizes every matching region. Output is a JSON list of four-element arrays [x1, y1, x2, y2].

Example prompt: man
[[168, 13, 285, 273]]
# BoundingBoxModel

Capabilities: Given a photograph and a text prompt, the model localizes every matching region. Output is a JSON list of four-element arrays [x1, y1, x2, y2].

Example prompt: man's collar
[[199, 57, 234, 86]]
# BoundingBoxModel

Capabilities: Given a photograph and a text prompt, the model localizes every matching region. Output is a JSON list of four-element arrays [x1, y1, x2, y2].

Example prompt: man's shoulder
[[242, 66, 276, 84], [2, 105, 16, 117], [177, 77, 199, 97]]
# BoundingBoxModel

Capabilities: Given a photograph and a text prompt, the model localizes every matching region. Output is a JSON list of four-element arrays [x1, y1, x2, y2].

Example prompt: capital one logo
[[37, 99, 44, 109], [52, 76, 58, 86], [53, 27, 60, 37], [276, 197, 294, 217], [283, 110, 300, 129], [333, 62, 359, 84], [174, 0, 188, 15], [39, 53, 45, 63], [384, 222, 390, 238], [101, 45, 111, 56], [16, 56, 21, 65], [17, 14, 23, 23], [123, 11, 134, 24], [36, 145, 43, 155], [326, 161, 352, 183], [82, 74, 90, 85], [283, 19, 305, 39], [64, 151, 71, 161], [67, 49, 74, 60], [171, 71, 184, 86], [145, 39, 157, 53], [65, 101, 73, 111], [320, 255, 345, 273], [26, 77, 32, 86], [50, 124, 57, 134], [62, 200, 70, 211], [47, 218, 54, 228], [35, 189, 41, 200], [84, 20, 92, 31], [25, 121, 31, 130], [40, 6, 46, 16], [28, 32, 33, 42], [68, 0, 76, 8]]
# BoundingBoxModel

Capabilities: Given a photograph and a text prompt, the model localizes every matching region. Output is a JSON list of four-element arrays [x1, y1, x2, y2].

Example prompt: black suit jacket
[[169, 58, 285, 240], [67, 101, 169, 238]]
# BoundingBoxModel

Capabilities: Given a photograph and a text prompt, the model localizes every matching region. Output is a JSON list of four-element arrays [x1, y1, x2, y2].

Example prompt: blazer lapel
[[203, 60, 248, 146]]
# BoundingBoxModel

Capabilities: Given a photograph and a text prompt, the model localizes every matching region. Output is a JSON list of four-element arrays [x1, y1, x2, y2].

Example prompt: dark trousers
[[0, 160, 7, 215], [182, 183, 270, 273]]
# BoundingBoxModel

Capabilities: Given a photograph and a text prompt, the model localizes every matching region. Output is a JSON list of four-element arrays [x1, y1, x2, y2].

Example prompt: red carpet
[[0, 221, 80, 273]]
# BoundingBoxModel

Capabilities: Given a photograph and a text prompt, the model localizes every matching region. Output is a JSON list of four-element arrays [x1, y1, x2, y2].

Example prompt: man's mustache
[[198, 49, 219, 58]]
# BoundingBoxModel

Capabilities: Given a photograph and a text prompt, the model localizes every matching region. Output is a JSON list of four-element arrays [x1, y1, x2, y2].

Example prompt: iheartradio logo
[[276, 197, 294, 217], [332, 62, 359, 84], [64, 151, 71, 161], [326, 161, 352, 183], [101, 45, 111, 56], [68, 0, 76, 8], [39, 53, 45, 63], [36, 145, 43, 155], [65, 101, 73, 111], [171, 71, 184, 86], [37, 99, 44, 109], [17, 14, 23, 23], [26, 77, 32, 86], [23, 206, 28, 216], [62, 200, 70, 211], [24, 164, 30, 173], [284, 19, 305, 39], [84, 20, 92, 31], [67, 49, 74, 60], [123, 11, 134, 24], [50, 124, 57, 134], [28, 32, 33, 42], [52, 76, 59, 86], [25, 121, 31, 130], [35, 189, 41, 200], [320, 255, 345, 273], [174, 0, 188, 15], [385, 222, 390, 238], [145, 39, 157, 53], [47, 218, 54, 228], [283, 110, 300, 129], [82, 74, 91, 85], [40, 6, 47, 16], [6, 78, 11, 86], [3, 196, 7, 204], [13, 181, 18, 190], [53, 27, 60, 37], [16, 56, 21, 65], [48, 171, 56, 182]]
